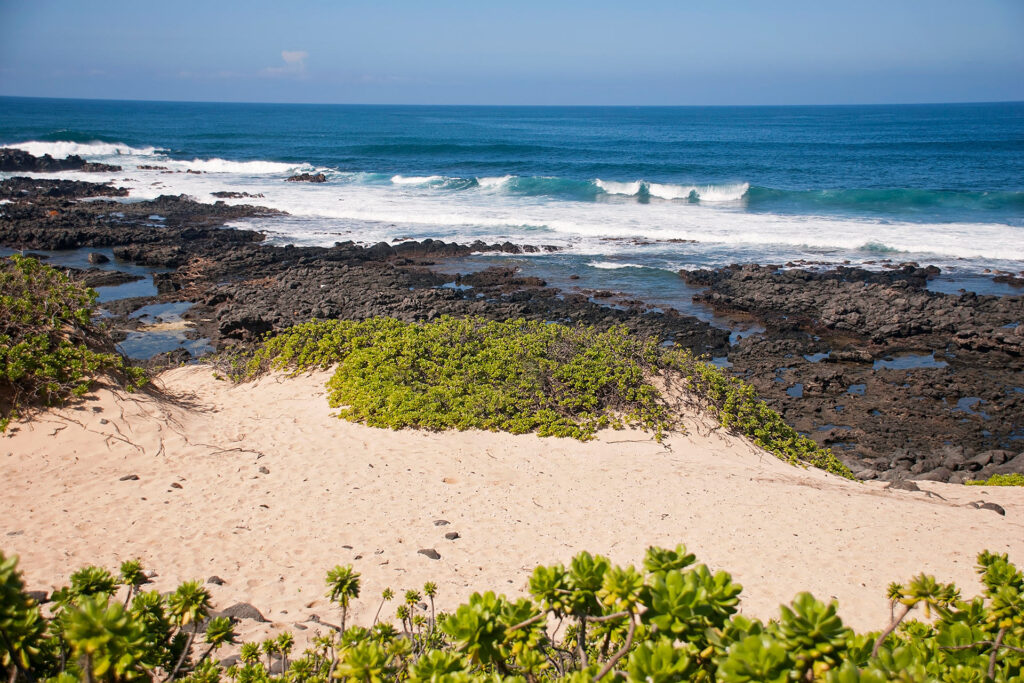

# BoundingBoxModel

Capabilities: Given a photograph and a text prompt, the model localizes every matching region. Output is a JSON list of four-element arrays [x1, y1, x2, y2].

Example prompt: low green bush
[[223, 316, 853, 478], [0, 255, 146, 430], [967, 473, 1024, 487], [2, 545, 1021, 681]]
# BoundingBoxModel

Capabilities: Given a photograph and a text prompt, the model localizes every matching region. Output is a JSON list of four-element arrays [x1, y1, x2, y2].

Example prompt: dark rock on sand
[[418, 548, 441, 560], [968, 501, 1007, 516], [884, 480, 920, 492], [207, 576, 225, 585], [26, 590, 49, 604], [217, 602, 268, 622]]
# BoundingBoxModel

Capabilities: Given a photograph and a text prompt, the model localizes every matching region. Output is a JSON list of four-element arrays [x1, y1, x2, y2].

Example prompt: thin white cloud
[[281, 51, 308, 66], [263, 50, 309, 78]]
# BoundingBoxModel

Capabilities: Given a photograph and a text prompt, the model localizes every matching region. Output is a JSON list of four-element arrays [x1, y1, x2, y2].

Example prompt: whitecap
[[391, 174, 444, 185], [476, 175, 514, 189], [587, 261, 648, 270], [595, 179, 643, 196], [8, 140, 163, 158]]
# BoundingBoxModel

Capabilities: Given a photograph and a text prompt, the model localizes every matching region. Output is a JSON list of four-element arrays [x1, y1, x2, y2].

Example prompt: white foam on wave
[[163, 158, 300, 174], [587, 261, 647, 270], [8, 140, 163, 158], [694, 182, 750, 202], [391, 174, 444, 185], [596, 178, 750, 202], [647, 182, 749, 202], [476, 175, 514, 189], [81, 157, 1024, 270], [594, 179, 643, 196]]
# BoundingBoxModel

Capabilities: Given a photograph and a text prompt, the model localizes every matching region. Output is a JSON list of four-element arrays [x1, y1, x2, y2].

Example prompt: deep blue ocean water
[[2, 97, 1023, 302]]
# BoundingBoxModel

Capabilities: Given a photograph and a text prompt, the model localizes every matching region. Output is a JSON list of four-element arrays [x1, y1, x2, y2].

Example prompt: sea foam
[[9, 140, 163, 158]]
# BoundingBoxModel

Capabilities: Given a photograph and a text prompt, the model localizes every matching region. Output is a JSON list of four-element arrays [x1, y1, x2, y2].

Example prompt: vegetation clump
[[3, 545, 1022, 681], [967, 473, 1024, 487], [0, 255, 145, 430], [224, 316, 853, 478]]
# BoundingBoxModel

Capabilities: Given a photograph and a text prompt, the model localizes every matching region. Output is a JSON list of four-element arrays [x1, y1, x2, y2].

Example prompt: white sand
[[3, 366, 1022, 646]]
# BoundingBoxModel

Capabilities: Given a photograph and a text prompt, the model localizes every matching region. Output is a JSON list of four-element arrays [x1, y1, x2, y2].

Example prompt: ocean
[[2, 97, 1022, 306]]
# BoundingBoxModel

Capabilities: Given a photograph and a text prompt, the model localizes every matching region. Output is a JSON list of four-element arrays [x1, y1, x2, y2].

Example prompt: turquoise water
[[2, 97, 1022, 293]]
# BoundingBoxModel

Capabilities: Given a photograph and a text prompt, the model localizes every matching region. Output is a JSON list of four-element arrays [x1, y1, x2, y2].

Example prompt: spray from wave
[[596, 179, 750, 202], [8, 140, 164, 158]]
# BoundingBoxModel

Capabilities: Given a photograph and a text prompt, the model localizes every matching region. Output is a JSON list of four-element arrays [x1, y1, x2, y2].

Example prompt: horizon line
[[2, 94, 1022, 109]]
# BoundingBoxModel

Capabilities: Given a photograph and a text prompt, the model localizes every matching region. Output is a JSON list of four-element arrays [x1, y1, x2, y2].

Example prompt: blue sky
[[1, 0, 1022, 105]]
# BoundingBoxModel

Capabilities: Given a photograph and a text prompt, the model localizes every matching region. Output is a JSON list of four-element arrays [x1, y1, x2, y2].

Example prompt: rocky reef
[[1, 161, 1020, 482]]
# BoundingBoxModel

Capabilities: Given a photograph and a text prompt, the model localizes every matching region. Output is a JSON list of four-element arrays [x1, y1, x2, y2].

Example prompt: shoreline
[[3, 366, 1022, 643], [1, 167, 1021, 482]]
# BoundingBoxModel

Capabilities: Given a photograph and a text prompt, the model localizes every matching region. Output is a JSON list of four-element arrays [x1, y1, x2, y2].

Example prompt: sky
[[0, 0, 1022, 106]]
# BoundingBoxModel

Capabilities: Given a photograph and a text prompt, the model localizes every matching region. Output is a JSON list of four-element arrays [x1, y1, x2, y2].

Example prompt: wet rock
[[285, 173, 326, 183], [0, 148, 121, 173], [211, 191, 265, 199], [87, 252, 110, 264]]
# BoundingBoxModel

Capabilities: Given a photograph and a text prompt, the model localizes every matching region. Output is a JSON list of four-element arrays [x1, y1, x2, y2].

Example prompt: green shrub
[[0, 255, 146, 430], [222, 316, 853, 478], [3, 546, 1022, 682], [967, 473, 1024, 487], [661, 347, 852, 477]]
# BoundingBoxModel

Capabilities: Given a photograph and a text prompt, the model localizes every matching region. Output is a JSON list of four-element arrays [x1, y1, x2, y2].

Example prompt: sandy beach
[[3, 366, 1021, 647]]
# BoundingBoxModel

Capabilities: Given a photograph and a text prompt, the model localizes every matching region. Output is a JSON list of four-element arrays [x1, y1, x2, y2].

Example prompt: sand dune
[[3, 366, 1022, 648]]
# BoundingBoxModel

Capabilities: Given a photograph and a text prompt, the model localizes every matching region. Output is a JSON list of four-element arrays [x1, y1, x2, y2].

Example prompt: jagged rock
[[0, 148, 121, 173], [285, 173, 326, 183]]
